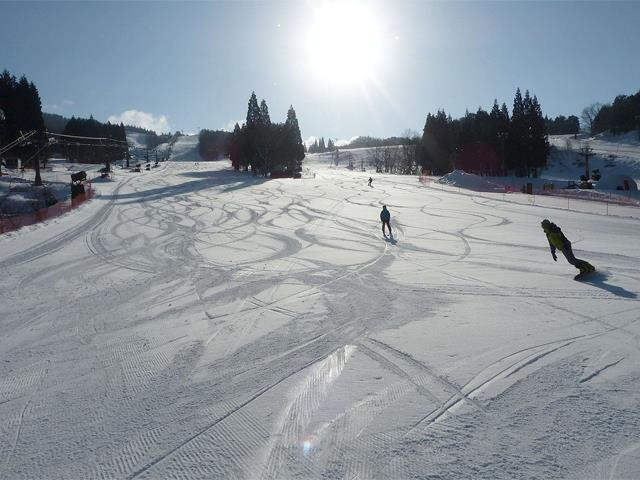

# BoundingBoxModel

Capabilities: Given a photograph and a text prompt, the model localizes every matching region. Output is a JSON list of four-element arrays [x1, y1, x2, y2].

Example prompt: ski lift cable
[[46, 131, 129, 144], [23, 143, 50, 166], [50, 139, 127, 148], [0, 130, 37, 155]]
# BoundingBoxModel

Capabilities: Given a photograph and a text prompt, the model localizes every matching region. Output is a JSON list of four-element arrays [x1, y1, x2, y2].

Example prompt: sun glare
[[307, 3, 382, 85]]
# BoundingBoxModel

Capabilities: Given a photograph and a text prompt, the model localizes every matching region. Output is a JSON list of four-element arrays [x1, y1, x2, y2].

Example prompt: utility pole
[[33, 143, 43, 186], [0, 108, 5, 176]]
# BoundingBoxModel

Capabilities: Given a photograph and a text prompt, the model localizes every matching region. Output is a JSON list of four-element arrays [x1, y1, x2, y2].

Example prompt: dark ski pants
[[561, 245, 588, 270], [382, 220, 391, 236]]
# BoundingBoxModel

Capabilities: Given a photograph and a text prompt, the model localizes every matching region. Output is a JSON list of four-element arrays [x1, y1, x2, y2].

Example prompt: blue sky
[[2, 1, 639, 142]]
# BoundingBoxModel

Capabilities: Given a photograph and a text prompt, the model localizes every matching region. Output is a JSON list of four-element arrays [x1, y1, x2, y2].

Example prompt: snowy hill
[[125, 131, 151, 149], [547, 132, 640, 182], [169, 134, 202, 162], [312, 135, 640, 204], [1, 156, 640, 478]]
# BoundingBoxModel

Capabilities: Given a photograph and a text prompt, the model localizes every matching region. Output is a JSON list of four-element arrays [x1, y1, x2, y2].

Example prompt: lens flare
[[306, 2, 382, 85], [302, 439, 313, 455]]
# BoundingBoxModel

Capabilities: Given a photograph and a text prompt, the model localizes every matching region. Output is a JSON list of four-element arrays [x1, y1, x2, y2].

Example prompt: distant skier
[[368, 177, 373, 187], [541, 219, 594, 277], [380, 205, 392, 237]]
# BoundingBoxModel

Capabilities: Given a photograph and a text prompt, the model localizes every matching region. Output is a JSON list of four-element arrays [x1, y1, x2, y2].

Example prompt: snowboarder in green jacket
[[541, 219, 594, 275]]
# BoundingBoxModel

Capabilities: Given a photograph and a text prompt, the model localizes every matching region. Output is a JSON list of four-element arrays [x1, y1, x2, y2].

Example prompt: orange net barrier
[[0, 182, 93, 235]]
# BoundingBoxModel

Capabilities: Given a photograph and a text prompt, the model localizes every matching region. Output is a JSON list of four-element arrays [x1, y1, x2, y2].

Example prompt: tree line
[[198, 130, 232, 160], [308, 135, 420, 153], [592, 89, 640, 135], [342, 135, 419, 150], [307, 137, 336, 153], [0, 69, 45, 148], [229, 92, 305, 177], [59, 116, 128, 164], [418, 88, 550, 177], [545, 115, 580, 135]]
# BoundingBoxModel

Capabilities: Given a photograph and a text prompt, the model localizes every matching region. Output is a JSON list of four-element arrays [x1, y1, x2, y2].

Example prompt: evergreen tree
[[284, 105, 305, 175], [255, 98, 272, 175], [592, 90, 640, 134], [230, 123, 243, 170], [420, 109, 453, 174], [246, 92, 260, 127], [27, 81, 45, 133], [244, 92, 262, 173], [528, 95, 549, 175], [509, 88, 527, 175], [259, 99, 271, 125]]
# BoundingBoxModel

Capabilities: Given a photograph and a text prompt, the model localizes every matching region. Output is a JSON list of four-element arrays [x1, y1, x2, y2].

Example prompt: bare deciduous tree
[[370, 146, 384, 172], [581, 103, 602, 135]]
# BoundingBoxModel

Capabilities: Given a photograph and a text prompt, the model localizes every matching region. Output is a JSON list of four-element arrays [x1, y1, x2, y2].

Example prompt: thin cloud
[[43, 99, 75, 114], [107, 110, 171, 134], [43, 103, 62, 113]]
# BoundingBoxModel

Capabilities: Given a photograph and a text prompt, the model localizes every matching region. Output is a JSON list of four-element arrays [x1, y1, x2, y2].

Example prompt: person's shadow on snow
[[579, 272, 637, 299], [384, 235, 397, 245]]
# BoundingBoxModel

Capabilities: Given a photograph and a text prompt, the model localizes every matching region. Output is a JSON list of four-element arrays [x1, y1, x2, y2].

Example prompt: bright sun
[[307, 3, 382, 85]]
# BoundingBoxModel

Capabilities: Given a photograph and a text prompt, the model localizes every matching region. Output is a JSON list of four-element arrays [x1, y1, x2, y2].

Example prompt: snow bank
[[0, 160, 104, 217], [596, 174, 638, 191], [437, 170, 505, 191]]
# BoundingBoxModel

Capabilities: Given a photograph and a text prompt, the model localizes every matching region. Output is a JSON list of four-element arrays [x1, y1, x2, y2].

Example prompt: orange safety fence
[[505, 185, 640, 207], [0, 182, 93, 234]]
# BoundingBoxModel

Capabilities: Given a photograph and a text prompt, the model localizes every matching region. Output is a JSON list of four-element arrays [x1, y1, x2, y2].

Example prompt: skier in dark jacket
[[368, 177, 373, 187], [380, 205, 392, 236], [541, 219, 594, 275]]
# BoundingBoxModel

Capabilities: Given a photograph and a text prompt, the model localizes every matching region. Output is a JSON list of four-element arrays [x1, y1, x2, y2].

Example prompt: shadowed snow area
[[1, 149, 640, 479]]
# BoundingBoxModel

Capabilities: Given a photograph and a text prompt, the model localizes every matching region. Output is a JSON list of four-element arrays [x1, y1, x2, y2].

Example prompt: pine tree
[[244, 92, 262, 174], [509, 88, 526, 175], [230, 122, 243, 170], [528, 95, 549, 176], [246, 92, 260, 127], [28, 81, 45, 132], [259, 99, 271, 125], [284, 105, 305, 175], [420, 110, 453, 174], [255, 98, 272, 175]]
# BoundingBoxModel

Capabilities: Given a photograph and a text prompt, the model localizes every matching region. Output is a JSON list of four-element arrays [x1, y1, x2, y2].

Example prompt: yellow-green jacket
[[544, 226, 570, 252]]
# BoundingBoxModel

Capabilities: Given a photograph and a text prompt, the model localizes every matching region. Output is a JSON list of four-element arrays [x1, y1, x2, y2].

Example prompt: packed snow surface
[[1, 150, 640, 479]]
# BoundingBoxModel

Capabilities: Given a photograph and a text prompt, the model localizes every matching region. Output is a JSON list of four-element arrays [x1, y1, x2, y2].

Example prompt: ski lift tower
[[578, 145, 595, 181]]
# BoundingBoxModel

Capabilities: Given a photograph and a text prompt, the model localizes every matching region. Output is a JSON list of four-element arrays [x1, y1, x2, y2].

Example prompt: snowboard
[[574, 268, 596, 281]]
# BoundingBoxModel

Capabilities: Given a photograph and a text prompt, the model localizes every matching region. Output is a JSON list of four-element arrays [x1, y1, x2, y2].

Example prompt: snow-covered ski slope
[[1, 148, 640, 479], [548, 132, 640, 183]]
